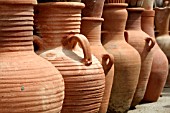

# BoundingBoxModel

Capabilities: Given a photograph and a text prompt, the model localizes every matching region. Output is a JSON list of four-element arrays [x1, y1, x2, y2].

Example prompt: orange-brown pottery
[[102, 3, 141, 113], [34, 2, 105, 113]]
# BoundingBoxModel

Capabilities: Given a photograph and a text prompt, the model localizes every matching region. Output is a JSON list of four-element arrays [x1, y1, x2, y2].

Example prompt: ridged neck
[[0, 4, 34, 52], [126, 8, 144, 30], [35, 2, 83, 49]]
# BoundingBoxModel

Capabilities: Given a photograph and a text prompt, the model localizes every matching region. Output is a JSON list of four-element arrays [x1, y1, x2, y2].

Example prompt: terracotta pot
[[155, 7, 170, 63], [81, 0, 105, 17], [125, 8, 155, 108], [34, 2, 105, 113], [102, 3, 141, 113], [142, 0, 154, 10], [0, 1, 65, 113], [155, 7, 170, 87], [81, 17, 114, 113], [141, 10, 168, 102]]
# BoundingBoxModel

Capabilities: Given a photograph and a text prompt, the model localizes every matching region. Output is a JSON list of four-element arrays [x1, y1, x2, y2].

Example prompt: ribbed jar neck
[[141, 10, 155, 38], [155, 7, 170, 35], [34, 2, 84, 49], [0, 4, 34, 52], [81, 17, 103, 45], [102, 3, 128, 41], [126, 8, 144, 30]]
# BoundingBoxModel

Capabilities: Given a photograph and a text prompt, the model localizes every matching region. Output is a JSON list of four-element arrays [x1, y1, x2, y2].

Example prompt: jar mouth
[[37, 2, 85, 9], [104, 3, 128, 8], [0, 0, 37, 5]]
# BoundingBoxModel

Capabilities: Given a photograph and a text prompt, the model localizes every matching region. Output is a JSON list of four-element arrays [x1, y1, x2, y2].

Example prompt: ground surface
[[128, 88, 170, 113]]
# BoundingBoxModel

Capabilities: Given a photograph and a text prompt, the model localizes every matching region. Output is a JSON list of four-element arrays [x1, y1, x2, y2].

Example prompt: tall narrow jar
[[102, 3, 141, 113], [155, 7, 170, 87], [141, 10, 168, 102], [125, 8, 155, 107], [0, 0, 64, 113], [81, 17, 114, 113], [34, 2, 105, 113]]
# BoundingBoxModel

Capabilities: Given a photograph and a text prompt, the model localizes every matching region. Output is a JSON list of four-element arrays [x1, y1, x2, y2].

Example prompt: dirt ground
[[128, 88, 170, 113]]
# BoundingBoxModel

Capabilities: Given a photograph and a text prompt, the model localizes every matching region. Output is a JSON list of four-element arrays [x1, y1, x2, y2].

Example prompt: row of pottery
[[0, 0, 169, 113]]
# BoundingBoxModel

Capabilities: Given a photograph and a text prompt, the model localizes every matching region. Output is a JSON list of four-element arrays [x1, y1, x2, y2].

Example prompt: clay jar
[[81, 0, 105, 17], [0, 0, 65, 113], [155, 7, 170, 63], [102, 3, 141, 113], [155, 7, 170, 87], [125, 8, 155, 107], [141, 10, 168, 102], [34, 2, 105, 113], [81, 17, 114, 113]]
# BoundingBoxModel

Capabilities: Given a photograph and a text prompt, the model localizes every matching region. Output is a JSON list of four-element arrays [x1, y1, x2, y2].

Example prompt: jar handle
[[64, 34, 92, 66], [102, 54, 114, 74], [145, 37, 155, 51], [33, 35, 45, 52]]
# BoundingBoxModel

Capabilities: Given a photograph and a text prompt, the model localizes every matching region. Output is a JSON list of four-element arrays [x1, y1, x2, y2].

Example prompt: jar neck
[[126, 9, 143, 30], [155, 7, 170, 35], [0, 4, 34, 52], [141, 10, 155, 38], [102, 3, 128, 42], [81, 18, 103, 46]]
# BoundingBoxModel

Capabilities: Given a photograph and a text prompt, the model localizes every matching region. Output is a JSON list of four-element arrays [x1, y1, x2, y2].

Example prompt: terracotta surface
[[81, 17, 114, 113], [102, 3, 141, 113], [81, 0, 105, 17], [155, 7, 170, 87], [141, 10, 168, 102], [34, 2, 105, 113], [0, 1, 64, 113], [125, 8, 155, 108]]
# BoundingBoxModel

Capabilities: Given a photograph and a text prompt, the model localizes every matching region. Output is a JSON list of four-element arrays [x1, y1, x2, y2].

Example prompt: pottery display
[[81, 17, 114, 113], [125, 8, 155, 107], [34, 2, 105, 113], [102, 3, 141, 113], [0, 0, 65, 113], [81, 0, 105, 17], [141, 10, 168, 102], [142, 0, 154, 10]]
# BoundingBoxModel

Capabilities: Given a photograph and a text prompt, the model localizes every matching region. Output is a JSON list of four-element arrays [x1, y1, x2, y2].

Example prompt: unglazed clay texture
[[102, 3, 141, 113], [0, 2, 64, 113], [34, 2, 105, 113], [126, 8, 155, 107], [141, 10, 168, 102], [81, 17, 114, 113]]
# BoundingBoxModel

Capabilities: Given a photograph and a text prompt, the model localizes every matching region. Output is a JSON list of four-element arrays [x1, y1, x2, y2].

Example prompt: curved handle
[[145, 37, 155, 51], [33, 35, 45, 52], [65, 34, 92, 66], [102, 53, 114, 75]]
